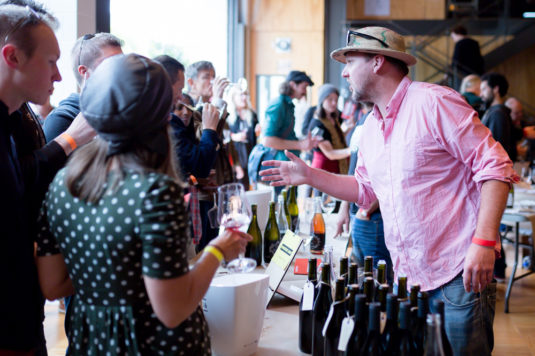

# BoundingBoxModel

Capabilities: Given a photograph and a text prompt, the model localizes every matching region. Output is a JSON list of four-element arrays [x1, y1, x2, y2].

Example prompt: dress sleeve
[[36, 197, 61, 256], [139, 176, 191, 279]]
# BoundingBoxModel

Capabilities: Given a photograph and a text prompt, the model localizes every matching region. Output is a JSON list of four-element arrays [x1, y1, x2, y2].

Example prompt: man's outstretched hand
[[260, 150, 310, 187]]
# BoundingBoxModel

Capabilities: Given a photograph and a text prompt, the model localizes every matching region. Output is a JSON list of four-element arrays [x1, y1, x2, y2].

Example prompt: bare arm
[[36, 255, 74, 300], [260, 150, 359, 202], [318, 141, 351, 161], [263, 133, 321, 152], [463, 179, 508, 292], [144, 230, 250, 328]]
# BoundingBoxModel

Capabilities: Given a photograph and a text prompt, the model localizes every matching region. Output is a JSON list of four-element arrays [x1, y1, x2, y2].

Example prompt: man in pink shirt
[[261, 26, 517, 356]]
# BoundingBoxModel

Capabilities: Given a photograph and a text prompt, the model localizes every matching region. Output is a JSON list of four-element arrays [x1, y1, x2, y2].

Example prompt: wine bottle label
[[322, 304, 335, 337], [302, 281, 315, 311], [337, 316, 355, 352], [380, 312, 387, 334]]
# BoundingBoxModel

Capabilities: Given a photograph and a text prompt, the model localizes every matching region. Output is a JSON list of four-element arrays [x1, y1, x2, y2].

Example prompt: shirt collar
[[373, 76, 412, 122], [281, 94, 293, 105]]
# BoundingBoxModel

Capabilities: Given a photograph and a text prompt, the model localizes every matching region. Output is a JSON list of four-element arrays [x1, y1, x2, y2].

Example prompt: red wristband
[[472, 237, 496, 247]]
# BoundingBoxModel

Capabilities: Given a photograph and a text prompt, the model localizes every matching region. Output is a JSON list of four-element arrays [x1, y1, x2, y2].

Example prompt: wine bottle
[[288, 185, 299, 231], [348, 263, 358, 286], [382, 293, 399, 356], [398, 301, 415, 356], [324, 278, 347, 356], [310, 197, 325, 255], [263, 201, 280, 263], [397, 274, 408, 301], [281, 189, 291, 229], [409, 284, 420, 308], [363, 277, 375, 304], [376, 284, 388, 312], [312, 263, 333, 356], [339, 256, 349, 286], [413, 292, 429, 356], [299, 258, 318, 354], [277, 194, 289, 237], [346, 284, 359, 317], [506, 185, 514, 208], [434, 300, 453, 356], [364, 255, 373, 273], [423, 314, 446, 356], [360, 302, 382, 356], [377, 260, 387, 285], [246, 204, 263, 266], [345, 295, 368, 356]]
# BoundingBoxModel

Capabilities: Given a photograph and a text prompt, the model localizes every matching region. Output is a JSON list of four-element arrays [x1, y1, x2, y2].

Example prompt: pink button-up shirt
[[354, 77, 517, 291]]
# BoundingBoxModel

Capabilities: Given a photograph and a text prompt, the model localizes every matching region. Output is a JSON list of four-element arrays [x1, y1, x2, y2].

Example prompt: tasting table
[[500, 184, 535, 313]]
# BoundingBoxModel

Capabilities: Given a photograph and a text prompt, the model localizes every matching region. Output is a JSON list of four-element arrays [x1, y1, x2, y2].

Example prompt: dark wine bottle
[[382, 293, 399, 356], [434, 300, 453, 356], [346, 284, 359, 317], [360, 302, 382, 356], [377, 260, 387, 285], [376, 284, 388, 312], [299, 258, 318, 354], [397, 274, 408, 301], [363, 277, 375, 304], [288, 186, 299, 231], [398, 301, 415, 356], [364, 255, 373, 273], [345, 295, 368, 356], [413, 291, 429, 356], [339, 256, 349, 286], [245, 204, 263, 266], [348, 263, 358, 286], [310, 197, 325, 254], [263, 201, 280, 263], [409, 284, 420, 308], [423, 314, 446, 356], [324, 278, 347, 356], [312, 263, 333, 356]]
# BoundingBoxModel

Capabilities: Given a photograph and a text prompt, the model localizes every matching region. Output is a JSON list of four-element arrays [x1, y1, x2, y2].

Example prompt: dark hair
[[481, 72, 509, 97], [451, 25, 467, 36], [71, 33, 123, 85], [153, 55, 184, 84], [279, 80, 307, 96], [385, 56, 409, 76]]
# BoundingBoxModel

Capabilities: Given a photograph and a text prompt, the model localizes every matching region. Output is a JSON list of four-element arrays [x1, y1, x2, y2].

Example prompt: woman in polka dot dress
[[34, 54, 250, 355]]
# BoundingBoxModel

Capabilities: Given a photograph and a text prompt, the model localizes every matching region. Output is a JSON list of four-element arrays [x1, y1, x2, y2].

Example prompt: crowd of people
[[0, 0, 532, 355]]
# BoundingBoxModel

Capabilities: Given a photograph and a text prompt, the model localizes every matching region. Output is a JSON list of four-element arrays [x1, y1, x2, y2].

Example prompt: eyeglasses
[[78, 34, 95, 68], [4, 5, 42, 45], [346, 30, 390, 49]]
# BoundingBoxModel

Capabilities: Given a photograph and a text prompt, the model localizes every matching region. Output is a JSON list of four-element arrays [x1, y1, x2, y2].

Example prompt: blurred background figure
[[30, 95, 55, 124], [460, 74, 484, 117], [226, 79, 259, 190], [450, 25, 485, 90]]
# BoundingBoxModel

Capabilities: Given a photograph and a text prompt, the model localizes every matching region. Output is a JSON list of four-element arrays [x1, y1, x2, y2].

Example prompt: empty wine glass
[[521, 166, 532, 185], [217, 183, 257, 273]]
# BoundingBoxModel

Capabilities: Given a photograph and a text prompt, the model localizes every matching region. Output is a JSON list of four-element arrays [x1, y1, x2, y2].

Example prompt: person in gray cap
[[34, 53, 250, 355], [261, 26, 517, 356]]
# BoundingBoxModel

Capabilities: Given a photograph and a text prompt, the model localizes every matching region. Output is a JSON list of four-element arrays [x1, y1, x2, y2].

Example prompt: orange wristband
[[60, 133, 77, 151], [472, 237, 496, 247]]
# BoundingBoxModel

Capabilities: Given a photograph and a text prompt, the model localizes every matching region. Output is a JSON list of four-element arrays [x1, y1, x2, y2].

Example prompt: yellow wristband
[[204, 245, 224, 263], [60, 133, 77, 151]]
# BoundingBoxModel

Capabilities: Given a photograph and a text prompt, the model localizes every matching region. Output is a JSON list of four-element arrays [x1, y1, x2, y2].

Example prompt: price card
[[322, 304, 335, 336], [271, 231, 302, 270], [337, 316, 355, 351], [301, 281, 315, 311]]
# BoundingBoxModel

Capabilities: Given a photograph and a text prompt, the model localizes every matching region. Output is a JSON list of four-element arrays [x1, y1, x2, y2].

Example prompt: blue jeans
[[427, 272, 496, 356], [350, 211, 394, 285]]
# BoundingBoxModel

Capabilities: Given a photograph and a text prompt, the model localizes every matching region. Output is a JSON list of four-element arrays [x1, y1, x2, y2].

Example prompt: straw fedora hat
[[331, 26, 417, 66]]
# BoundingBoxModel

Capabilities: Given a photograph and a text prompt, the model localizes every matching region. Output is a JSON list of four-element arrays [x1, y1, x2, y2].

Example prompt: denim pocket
[[441, 274, 480, 308]]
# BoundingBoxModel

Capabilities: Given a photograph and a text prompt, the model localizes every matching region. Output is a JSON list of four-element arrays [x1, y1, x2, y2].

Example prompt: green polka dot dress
[[37, 169, 211, 355]]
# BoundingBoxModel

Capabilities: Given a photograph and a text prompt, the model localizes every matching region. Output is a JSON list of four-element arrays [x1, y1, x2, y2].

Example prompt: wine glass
[[521, 166, 532, 185], [217, 183, 257, 273]]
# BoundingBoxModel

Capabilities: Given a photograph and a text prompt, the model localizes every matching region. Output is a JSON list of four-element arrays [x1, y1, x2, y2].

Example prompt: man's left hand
[[463, 243, 495, 293]]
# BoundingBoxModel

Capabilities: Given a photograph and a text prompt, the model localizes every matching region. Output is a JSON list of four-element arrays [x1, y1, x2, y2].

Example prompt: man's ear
[[187, 77, 195, 90], [2, 44, 22, 69], [78, 65, 89, 78], [372, 54, 387, 74]]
